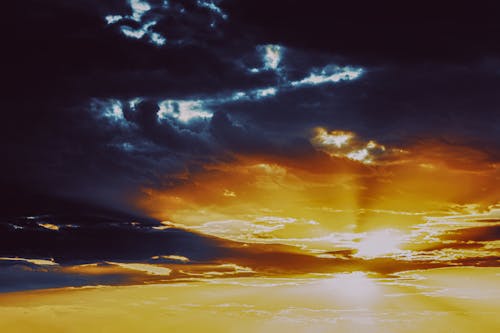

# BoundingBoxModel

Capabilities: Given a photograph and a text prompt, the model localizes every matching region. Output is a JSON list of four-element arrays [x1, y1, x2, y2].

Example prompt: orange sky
[[136, 129, 498, 247]]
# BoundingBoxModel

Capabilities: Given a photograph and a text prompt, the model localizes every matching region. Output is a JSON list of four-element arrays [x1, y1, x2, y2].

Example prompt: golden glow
[[320, 272, 380, 305], [3, 128, 496, 332], [1, 267, 499, 333], [354, 229, 404, 258], [136, 133, 498, 257]]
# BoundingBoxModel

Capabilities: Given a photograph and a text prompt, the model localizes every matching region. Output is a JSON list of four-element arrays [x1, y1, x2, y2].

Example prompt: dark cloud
[[450, 255, 500, 267], [125, 100, 211, 151], [0, 262, 129, 293], [209, 111, 279, 154], [1, 0, 498, 249], [441, 225, 500, 242], [0, 216, 228, 264]]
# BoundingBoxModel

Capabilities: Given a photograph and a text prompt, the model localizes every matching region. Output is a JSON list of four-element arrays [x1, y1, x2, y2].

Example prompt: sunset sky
[[1, 0, 499, 332]]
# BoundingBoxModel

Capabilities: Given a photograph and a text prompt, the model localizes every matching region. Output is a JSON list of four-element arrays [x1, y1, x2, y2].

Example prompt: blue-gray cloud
[[2, 0, 499, 215]]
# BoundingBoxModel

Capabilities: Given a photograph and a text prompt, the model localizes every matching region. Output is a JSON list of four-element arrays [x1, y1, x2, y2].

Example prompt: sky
[[1, 1, 499, 332]]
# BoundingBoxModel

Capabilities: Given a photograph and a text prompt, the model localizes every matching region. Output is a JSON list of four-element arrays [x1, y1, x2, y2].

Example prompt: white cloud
[[196, 0, 228, 20], [346, 148, 370, 162], [319, 130, 353, 148], [254, 87, 278, 98], [120, 26, 147, 39], [108, 262, 172, 276], [105, 15, 123, 24], [90, 99, 133, 128], [311, 128, 388, 164], [292, 66, 363, 87], [107, 101, 124, 121], [104, 0, 152, 24], [120, 20, 157, 39], [105, 1, 167, 46], [157, 100, 213, 123], [129, 0, 152, 22], [228, 87, 278, 102], [129, 97, 143, 109], [106, 0, 225, 46], [150, 32, 166, 46], [262, 44, 282, 70], [255, 216, 297, 224]]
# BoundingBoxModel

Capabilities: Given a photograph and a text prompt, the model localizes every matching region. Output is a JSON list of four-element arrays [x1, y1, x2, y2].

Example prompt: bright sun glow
[[320, 271, 379, 305], [355, 229, 403, 258]]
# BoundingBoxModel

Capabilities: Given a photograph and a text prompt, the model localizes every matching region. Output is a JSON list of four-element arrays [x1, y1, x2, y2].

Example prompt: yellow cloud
[[0, 257, 58, 266], [106, 262, 172, 276], [37, 223, 60, 231], [310, 127, 392, 164]]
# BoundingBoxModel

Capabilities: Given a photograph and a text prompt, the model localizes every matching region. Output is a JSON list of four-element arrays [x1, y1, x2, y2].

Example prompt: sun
[[354, 229, 403, 258]]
